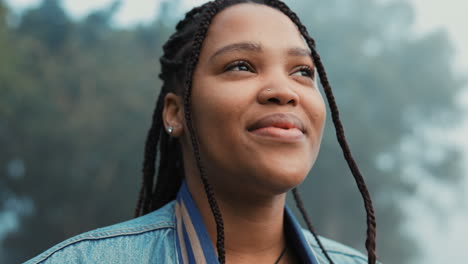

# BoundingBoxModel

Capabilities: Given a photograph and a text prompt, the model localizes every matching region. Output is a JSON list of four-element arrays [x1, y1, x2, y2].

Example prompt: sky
[[4, 0, 468, 263], [411, 0, 468, 72]]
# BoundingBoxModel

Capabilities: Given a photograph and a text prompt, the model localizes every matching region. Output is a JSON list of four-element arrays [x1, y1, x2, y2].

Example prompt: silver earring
[[167, 126, 173, 134]]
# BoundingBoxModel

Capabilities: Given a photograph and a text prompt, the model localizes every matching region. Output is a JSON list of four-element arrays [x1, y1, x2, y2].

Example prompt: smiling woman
[[25, 0, 378, 264]]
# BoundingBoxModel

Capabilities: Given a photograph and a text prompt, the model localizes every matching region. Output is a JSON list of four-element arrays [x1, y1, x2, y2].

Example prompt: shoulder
[[25, 202, 177, 264], [301, 229, 381, 264]]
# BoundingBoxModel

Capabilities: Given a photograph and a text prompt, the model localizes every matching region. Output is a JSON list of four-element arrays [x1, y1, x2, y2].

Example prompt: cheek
[[191, 77, 255, 129], [190, 80, 249, 152], [192, 90, 240, 129], [306, 92, 327, 135]]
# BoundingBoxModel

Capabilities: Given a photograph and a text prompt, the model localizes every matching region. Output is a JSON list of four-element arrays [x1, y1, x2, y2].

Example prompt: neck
[[220, 195, 288, 263], [186, 177, 293, 263]]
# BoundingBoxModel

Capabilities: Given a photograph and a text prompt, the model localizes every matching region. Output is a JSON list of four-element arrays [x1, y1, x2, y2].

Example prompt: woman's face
[[184, 3, 326, 198]]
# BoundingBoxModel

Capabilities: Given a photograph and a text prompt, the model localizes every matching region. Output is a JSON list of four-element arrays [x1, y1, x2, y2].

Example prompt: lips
[[247, 113, 305, 133]]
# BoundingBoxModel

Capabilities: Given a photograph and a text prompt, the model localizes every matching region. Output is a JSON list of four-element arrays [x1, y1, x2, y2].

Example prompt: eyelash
[[224, 60, 255, 72], [224, 60, 315, 80], [295, 65, 315, 79]]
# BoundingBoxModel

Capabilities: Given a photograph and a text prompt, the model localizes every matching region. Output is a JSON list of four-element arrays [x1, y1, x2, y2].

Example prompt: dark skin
[[163, 4, 326, 263]]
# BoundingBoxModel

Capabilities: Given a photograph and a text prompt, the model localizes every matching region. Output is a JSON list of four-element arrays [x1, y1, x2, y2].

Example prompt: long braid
[[135, 2, 212, 218], [181, 2, 228, 262], [135, 91, 165, 217], [266, 0, 377, 262], [293, 188, 335, 263], [311, 45, 377, 263], [263, 2, 336, 262], [151, 126, 170, 209]]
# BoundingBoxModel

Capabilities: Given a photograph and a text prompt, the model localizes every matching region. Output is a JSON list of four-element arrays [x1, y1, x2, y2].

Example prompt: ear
[[162, 92, 184, 137]]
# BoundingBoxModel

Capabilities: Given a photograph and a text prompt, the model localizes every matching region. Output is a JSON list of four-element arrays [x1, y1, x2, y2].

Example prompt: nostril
[[268, 98, 281, 104]]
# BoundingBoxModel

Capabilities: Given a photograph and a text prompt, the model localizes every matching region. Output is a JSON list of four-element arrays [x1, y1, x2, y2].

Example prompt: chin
[[273, 170, 308, 193], [249, 162, 310, 196], [234, 150, 314, 195]]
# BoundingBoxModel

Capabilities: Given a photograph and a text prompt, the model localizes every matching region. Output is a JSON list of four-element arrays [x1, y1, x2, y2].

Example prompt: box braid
[[135, 0, 377, 263], [266, 1, 378, 262], [134, 3, 211, 217]]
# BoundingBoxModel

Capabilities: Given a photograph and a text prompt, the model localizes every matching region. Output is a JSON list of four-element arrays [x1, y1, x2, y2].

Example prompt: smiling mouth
[[247, 113, 305, 141], [249, 126, 304, 140]]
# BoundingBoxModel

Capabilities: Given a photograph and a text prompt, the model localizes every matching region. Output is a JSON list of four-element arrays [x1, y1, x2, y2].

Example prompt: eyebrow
[[210, 42, 311, 61], [288, 47, 311, 57], [210, 42, 261, 61]]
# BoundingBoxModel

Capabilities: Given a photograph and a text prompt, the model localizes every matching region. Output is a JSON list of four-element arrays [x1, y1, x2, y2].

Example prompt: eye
[[292, 66, 315, 79], [224, 60, 255, 73]]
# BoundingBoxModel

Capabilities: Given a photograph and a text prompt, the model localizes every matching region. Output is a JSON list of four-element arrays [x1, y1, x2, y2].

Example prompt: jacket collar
[[174, 181, 321, 264]]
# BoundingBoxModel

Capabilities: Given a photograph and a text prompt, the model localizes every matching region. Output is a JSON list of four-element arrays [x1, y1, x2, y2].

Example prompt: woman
[[26, 0, 378, 263]]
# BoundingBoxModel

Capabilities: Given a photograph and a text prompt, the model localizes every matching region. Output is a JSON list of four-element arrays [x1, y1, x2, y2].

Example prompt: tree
[[1, 1, 162, 262], [17, 0, 71, 51]]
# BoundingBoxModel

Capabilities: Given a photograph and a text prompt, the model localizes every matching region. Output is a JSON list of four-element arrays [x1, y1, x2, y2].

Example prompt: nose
[[257, 77, 299, 106]]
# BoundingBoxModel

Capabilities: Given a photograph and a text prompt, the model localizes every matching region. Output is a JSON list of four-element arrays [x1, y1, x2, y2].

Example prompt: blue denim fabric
[[25, 200, 373, 264]]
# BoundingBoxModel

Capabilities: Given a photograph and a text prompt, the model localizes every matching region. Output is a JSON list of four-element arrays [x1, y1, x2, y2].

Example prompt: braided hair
[[135, 0, 377, 263]]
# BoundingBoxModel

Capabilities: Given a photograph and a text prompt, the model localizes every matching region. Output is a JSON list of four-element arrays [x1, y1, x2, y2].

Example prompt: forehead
[[202, 3, 307, 53]]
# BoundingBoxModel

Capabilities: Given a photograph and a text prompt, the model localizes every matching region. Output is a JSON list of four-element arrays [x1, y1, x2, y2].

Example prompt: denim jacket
[[26, 182, 371, 264]]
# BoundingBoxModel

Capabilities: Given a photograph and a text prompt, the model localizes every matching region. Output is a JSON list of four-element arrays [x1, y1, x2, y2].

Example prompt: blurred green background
[[1, 0, 466, 263]]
